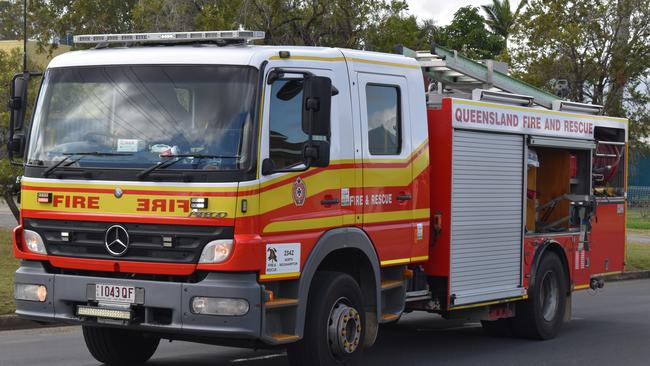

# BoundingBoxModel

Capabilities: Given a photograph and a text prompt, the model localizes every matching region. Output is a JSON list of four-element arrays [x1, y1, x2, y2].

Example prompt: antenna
[[22, 0, 27, 73]]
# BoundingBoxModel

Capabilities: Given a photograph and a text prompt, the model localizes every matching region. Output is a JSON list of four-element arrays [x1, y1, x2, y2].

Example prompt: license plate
[[95, 284, 136, 304]]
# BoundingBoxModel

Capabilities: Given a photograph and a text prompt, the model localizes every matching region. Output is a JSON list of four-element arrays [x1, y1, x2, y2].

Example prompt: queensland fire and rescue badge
[[292, 177, 306, 206]]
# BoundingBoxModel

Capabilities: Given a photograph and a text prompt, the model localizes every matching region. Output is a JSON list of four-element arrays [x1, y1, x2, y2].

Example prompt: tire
[[287, 271, 365, 366], [511, 252, 568, 340], [480, 319, 511, 337], [82, 325, 160, 365]]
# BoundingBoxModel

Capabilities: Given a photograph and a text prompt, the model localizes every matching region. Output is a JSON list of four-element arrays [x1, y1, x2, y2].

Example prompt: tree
[[481, 0, 527, 45], [510, 0, 650, 146], [434, 6, 505, 60], [0, 0, 21, 40], [364, 0, 431, 52]]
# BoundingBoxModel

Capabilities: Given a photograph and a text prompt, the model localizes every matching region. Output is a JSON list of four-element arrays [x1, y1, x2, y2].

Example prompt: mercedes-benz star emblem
[[114, 187, 123, 198], [105, 225, 130, 257]]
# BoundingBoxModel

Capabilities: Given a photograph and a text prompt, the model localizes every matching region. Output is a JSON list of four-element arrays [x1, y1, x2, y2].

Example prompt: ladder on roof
[[399, 45, 562, 110]]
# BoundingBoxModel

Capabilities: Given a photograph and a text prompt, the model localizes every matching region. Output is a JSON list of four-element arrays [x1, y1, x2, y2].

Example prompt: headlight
[[23, 230, 46, 255], [198, 239, 233, 264]]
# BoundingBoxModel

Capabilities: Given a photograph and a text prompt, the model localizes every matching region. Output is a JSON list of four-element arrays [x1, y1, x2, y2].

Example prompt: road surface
[[0, 279, 649, 366]]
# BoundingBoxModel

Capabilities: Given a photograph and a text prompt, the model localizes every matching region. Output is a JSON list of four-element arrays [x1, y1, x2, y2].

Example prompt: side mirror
[[304, 140, 330, 168], [301, 75, 332, 137], [7, 73, 29, 159], [9, 74, 28, 131], [7, 133, 25, 159]]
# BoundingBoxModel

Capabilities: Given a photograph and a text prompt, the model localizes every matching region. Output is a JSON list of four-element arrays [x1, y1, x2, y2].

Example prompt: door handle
[[396, 194, 412, 202], [320, 198, 340, 206]]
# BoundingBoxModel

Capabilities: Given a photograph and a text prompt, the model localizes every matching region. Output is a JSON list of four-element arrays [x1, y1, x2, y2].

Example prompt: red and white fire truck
[[6, 31, 627, 365]]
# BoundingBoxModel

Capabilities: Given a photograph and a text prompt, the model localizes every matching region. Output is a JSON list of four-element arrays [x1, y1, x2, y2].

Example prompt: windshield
[[27, 65, 258, 172]]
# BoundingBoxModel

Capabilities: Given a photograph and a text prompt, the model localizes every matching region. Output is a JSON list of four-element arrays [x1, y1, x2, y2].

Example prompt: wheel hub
[[540, 271, 559, 322], [327, 299, 361, 357]]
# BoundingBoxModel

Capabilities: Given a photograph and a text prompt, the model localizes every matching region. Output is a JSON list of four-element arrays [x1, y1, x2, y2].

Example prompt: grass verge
[[0, 228, 18, 315], [626, 242, 650, 271], [628, 208, 650, 230]]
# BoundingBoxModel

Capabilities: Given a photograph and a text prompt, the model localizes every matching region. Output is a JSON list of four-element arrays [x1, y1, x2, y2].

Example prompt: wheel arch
[[294, 227, 381, 341], [530, 240, 571, 294]]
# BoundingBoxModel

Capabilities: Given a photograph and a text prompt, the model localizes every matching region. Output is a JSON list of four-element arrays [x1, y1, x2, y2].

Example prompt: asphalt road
[[1, 279, 649, 366]]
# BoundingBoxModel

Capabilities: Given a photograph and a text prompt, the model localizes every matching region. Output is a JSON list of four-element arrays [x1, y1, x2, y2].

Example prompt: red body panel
[[424, 99, 453, 280], [589, 202, 627, 275]]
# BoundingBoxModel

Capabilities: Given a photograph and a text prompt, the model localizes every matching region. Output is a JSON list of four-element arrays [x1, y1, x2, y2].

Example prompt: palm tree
[[481, 0, 527, 44]]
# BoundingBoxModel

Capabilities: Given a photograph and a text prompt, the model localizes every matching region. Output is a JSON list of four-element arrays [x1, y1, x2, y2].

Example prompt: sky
[[406, 0, 520, 25]]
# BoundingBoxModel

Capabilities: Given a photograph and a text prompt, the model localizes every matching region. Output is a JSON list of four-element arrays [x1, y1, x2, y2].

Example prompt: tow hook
[[589, 278, 605, 290]]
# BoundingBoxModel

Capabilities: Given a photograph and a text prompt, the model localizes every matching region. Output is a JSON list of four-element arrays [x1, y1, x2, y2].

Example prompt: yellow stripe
[[380, 258, 411, 266], [455, 99, 628, 124], [380, 255, 430, 267], [268, 55, 420, 70], [449, 295, 528, 311], [574, 284, 590, 290], [591, 271, 622, 277], [259, 272, 301, 280], [262, 209, 429, 234]]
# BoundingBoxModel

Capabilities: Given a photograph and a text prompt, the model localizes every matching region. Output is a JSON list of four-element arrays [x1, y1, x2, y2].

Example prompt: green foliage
[[0, 48, 25, 195], [481, 0, 527, 41], [0, 0, 21, 40], [0, 228, 18, 314], [434, 6, 505, 60], [510, 0, 650, 146]]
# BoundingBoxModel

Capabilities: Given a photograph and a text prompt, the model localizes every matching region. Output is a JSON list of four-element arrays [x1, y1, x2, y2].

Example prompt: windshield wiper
[[42, 152, 133, 177], [136, 154, 240, 180]]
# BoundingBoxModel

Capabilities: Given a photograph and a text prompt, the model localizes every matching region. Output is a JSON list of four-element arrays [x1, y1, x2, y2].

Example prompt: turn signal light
[[23, 230, 46, 255], [198, 239, 233, 264]]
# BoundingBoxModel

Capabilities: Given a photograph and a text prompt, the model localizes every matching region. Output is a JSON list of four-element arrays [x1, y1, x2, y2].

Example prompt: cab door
[[357, 72, 414, 264], [257, 61, 354, 280]]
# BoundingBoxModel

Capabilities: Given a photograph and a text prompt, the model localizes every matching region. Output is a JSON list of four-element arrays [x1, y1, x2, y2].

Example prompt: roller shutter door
[[450, 130, 525, 306]]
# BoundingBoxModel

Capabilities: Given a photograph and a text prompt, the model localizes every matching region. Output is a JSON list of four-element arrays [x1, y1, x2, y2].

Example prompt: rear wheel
[[287, 271, 365, 366], [82, 325, 160, 365], [511, 252, 568, 339]]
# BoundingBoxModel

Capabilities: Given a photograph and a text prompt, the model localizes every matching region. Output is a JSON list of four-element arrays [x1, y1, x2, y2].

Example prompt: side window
[[268, 79, 308, 169], [366, 84, 401, 155]]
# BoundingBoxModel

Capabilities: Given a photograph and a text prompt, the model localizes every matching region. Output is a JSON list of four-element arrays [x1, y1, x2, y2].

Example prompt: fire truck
[[6, 31, 627, 365]]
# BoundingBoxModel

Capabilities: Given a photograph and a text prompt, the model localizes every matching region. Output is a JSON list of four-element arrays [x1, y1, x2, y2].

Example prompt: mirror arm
[[267, 69, 314, 84]]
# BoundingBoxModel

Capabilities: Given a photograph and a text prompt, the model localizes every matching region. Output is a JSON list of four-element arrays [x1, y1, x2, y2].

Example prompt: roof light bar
[[73, 30, 265, 45], [552, 100, 603, 115], [472, 89, 534, 107]]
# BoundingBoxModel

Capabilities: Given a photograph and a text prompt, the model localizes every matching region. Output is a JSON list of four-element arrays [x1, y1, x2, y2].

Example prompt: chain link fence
[[629, 186, 650, 218]]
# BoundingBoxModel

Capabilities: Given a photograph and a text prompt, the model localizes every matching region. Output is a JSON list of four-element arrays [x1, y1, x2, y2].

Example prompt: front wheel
[[511, 252, 568, 339], [82, 325, 160, 365], [287, 271, 365, 366]]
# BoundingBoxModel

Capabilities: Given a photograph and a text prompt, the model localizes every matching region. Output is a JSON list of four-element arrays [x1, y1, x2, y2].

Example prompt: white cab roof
[[46, 44, 420, 70]]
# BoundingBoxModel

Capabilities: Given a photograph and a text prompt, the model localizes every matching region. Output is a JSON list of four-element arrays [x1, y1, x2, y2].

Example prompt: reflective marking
[[259, 272, 300, 280], [449, 295, 528, 311], [381, 256, 430, 267]]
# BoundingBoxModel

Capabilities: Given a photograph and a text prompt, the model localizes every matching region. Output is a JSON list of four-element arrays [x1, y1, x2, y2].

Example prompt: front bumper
[[14, 261, 263, 339]]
